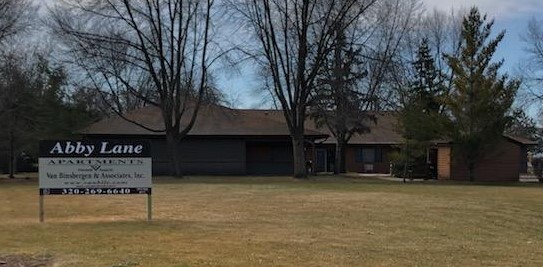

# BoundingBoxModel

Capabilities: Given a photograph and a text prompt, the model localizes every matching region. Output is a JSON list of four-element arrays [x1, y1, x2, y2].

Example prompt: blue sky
[[218, 0, 543, 109], [424, 0, 543, 74], [425, 0, 543, 117]]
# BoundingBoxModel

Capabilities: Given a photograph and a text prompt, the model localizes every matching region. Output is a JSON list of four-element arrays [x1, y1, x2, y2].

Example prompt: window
[[356, 147, 382, 163]]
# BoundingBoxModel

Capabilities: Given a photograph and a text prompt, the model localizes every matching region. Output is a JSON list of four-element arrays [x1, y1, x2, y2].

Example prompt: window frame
[[356, 147, 383, 163]]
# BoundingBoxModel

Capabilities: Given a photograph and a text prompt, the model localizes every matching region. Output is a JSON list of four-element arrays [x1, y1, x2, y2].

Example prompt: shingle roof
[[81, 104, 328, 137], [84, 105, 535, 147], [82, 104, 406, 144], [328, 113, 403, 145], [238, 110, 538, 146], [503, 135, 539, 145], [429, 135, 536, 146], [234, 109, 404, 145]]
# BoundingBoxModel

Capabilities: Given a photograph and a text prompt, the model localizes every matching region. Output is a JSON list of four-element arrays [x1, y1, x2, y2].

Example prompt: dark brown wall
[[520, 146, 529, 174], [87, 135, 305, 176], [345, 145, 394, 174], [151, 138, 246, 175], [450, 139, 521, 182], [245, 141, 293, 175]]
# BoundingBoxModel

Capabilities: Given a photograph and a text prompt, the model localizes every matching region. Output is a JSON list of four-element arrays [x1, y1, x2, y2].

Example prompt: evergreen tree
[[33, 56, 100, 141], [396, 38, 447, 179], [0, 53, 100, 177], [409, 38, 444, 113], [402, 38, 447, 137], [444, 7, 519, 181]]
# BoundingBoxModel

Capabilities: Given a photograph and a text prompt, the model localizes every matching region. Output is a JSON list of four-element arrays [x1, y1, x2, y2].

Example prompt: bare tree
[[231, 0, 376, 178], [0, 0, 31, 44], [311, 21, 374, 174], [0, 54, 36, 178], [49, 0, 219, 177], [368, 5, 465, 110], [420, 8, 464, 76], [0, 0, 35, 177], [522, 18, 543, 108], [415, 8, 465, 110], [357, 0, 422, 111]]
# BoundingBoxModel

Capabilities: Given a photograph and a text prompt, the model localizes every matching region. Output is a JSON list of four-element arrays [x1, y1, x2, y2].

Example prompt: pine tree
[[410, 38, 443, 113], [444, 7, 519, 181], [396, 38, 447, 179]]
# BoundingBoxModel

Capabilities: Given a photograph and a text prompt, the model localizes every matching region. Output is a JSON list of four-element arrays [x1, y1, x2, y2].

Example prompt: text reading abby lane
[[48, 141, 145, 157]]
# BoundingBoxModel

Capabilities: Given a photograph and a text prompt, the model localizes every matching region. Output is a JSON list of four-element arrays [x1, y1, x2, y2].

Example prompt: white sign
[[39, 140, 152, 195], [39, 158, 151, 192]]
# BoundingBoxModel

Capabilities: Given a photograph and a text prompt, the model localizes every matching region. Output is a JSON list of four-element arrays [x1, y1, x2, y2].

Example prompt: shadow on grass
[[153, 175, 390, 186], [3, 172, 541, 190], [381, 177, 543, 188], [153, 175, 543, 189]]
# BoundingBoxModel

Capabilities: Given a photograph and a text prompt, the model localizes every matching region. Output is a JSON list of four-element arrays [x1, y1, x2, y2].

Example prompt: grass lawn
[[1, 176, 543, 266]]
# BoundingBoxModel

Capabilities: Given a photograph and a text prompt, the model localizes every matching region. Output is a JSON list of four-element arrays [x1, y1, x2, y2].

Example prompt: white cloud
[[423, 0, 543, 19]]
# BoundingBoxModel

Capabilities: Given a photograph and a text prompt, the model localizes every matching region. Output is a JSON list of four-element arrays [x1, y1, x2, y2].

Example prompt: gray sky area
[[424, 0, 543, 18], [34, 0, 543, 110], [423, 0, 542, 71]]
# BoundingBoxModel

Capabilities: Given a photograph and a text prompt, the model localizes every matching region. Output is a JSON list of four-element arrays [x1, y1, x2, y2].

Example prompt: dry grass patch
[[1, 176, 543, 266]]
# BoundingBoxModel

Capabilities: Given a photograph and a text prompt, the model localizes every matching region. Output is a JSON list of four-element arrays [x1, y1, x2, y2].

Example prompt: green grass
[[1, 176, 543, 266]]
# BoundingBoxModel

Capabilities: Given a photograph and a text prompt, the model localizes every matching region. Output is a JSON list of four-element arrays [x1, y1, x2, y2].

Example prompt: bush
[[389, 151, 434, 179]]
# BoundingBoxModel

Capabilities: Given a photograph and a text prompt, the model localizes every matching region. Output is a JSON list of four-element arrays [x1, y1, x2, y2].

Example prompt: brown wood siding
[[450, 138, 521, 182], [246, 142, 294, 175], [345, 145, 394, 174], [437, 146, 451, 180], [146, 138, 247, 175]]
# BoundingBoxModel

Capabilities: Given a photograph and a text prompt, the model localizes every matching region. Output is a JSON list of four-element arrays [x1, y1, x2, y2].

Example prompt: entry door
[[315, 148, 327, 172]]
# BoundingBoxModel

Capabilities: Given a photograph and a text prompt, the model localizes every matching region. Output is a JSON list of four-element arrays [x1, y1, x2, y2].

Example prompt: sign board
[[39, 140, 152, 195], [38, 140, 153, 222]]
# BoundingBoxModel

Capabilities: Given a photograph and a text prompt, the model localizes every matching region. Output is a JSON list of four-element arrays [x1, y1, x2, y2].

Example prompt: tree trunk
[[335, 140, 347, 174], [292, 134, 307, 179], [166, 132, 183, 178], [402, 160, 408, 183], [468, 162, 475, 182], [402, 144, 409, 183], [8, 130, 15, 179]]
